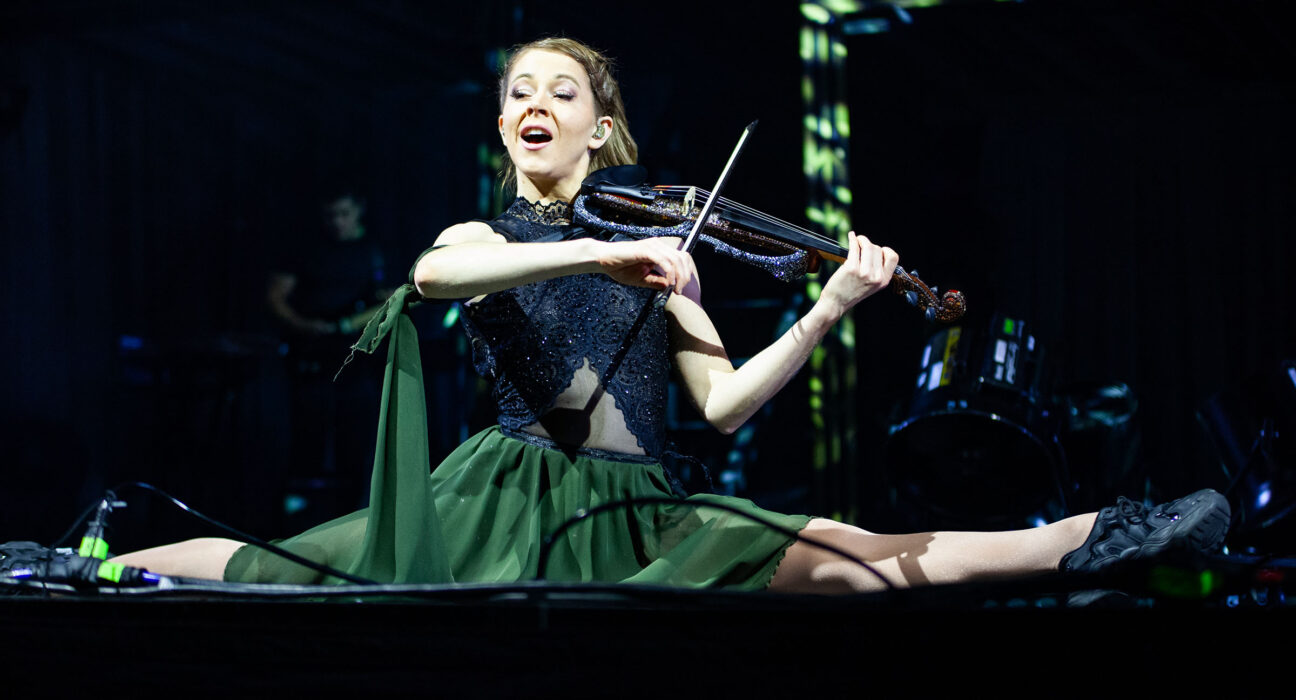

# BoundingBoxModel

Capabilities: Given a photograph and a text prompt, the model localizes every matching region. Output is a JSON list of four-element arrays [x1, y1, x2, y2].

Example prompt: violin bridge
[[683, 187, 697, 217]]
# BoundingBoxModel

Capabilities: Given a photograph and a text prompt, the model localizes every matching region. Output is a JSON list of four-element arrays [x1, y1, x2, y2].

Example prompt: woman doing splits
[[109, 38, 1230, 594]]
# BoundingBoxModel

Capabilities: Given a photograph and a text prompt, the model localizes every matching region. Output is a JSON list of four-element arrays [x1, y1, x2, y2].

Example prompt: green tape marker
[[96, 561, 126, 583], [79, 537, 109, 560]]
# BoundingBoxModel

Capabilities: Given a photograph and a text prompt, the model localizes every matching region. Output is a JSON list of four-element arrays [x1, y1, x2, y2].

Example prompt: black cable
[[50, 499, 101, 548], [115, 482, 376, 586], [536, 497, 896, 590]]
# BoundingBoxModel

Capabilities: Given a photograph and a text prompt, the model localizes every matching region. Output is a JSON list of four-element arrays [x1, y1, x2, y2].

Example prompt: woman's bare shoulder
[[435, 221, 506, 246]]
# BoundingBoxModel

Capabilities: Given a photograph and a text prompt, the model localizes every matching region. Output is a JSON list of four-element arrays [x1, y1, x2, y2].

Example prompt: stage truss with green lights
[[800, 1, 860, 523], [800, 0, 1011, 521]]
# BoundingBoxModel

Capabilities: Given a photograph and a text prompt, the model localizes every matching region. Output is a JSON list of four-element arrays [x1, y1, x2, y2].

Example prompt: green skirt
[[225, 287, 810, 590], [226, 426, 812, 590]]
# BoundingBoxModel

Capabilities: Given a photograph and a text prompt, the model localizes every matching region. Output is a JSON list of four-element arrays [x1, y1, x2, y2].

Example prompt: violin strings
[[657, 187, 793, 229], [661, 188, 805, 249], [656, 186, 841, 249], [702, 200, 840, 253], [660, 186, 791, 226]]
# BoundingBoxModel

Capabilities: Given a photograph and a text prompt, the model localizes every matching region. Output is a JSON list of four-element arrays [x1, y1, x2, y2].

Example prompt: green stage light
[[800, 3, 833, 25]]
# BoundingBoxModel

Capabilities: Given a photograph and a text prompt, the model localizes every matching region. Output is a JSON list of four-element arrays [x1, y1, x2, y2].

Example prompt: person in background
[[266, 189, 390, 527]]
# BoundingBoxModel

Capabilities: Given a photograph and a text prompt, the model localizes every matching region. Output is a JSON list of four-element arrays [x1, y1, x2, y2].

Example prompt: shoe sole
[[1092, 489, 1231, 569]]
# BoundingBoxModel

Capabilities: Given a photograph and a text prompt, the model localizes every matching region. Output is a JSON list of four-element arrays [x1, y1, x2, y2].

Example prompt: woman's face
[[499, 49, 612, 200]]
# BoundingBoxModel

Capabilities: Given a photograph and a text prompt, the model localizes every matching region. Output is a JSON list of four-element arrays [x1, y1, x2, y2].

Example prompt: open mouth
[[521, 127, 552, 145]]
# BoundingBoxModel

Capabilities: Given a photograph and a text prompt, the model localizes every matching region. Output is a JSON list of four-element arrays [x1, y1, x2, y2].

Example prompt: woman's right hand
[[594, 238, 697, 295]]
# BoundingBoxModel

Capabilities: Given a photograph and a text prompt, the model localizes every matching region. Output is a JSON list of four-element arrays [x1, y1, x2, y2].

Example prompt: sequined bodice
[[461, 198, 669, 456]]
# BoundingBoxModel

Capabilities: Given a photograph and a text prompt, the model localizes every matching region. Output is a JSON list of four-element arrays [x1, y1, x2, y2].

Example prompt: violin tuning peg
[[910, 270, 919, 279], [929, 286, 938, 295], [925, 307, 937, 322], [905, 291, 919, 307]]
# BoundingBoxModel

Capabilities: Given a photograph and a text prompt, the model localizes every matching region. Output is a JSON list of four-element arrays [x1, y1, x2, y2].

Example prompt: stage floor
[[3, 566, 1289, 695]]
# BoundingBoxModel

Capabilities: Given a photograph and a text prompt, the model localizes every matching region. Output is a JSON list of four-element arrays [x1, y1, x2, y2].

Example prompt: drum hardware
[[1055, 381, 1143, 514], [1198, 359, 1296, 550]]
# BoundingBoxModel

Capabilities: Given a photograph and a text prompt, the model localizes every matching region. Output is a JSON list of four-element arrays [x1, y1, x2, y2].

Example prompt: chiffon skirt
[[225, 426, 812, 590]]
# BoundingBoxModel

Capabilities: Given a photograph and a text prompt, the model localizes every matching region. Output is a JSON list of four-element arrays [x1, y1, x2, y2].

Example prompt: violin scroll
[[892, 268, 966, 323]]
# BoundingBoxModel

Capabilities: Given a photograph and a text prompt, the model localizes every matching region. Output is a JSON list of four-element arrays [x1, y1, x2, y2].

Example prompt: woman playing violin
[[110, 37, 1228, 592]]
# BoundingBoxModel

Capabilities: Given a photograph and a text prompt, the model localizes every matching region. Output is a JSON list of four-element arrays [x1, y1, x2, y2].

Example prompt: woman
[[110, 38, 1229, 593]]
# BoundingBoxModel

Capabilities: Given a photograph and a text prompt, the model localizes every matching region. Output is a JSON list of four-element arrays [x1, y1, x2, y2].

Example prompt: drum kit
[[885, 313, 1113, 527], [885, 313, 1294, 538]]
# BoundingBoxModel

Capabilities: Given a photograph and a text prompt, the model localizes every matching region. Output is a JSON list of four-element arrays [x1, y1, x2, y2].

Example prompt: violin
[[573, 165, 967, 323]]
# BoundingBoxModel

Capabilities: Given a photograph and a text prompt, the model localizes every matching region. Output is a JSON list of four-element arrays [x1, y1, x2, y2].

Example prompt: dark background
[[1, 0, 1292, 549]]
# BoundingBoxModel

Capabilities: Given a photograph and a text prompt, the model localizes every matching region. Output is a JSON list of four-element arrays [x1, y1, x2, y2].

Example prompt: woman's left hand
[[817, 231, 899, 319]]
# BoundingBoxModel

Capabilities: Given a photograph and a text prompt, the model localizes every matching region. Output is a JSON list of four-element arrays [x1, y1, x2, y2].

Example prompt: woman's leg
[[106, 509, 369, 584], [769, 514, 1097, 594], [771, 487, 1233, 594], [108, 538, 245, 581]]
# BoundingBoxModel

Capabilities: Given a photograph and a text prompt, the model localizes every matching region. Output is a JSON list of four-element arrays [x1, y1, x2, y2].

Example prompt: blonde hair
[[497, 37, 638, 194]]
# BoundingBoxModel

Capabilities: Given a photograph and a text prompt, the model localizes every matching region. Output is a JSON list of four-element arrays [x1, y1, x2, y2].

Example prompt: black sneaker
[[1060, 489, 1231, 574]]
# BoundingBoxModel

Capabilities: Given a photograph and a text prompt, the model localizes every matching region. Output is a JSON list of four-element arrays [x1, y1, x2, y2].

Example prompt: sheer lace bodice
[[461, 198, 669, 456]]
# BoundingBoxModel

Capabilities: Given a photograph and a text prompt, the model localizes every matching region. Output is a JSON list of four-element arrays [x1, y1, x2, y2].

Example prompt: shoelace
[[1113, 496, 1182, 530], [1113, 496, 1150, 524]]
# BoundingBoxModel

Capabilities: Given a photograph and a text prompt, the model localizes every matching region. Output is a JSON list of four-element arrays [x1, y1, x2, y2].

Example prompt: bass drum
[[885, 314, 1070, 526]]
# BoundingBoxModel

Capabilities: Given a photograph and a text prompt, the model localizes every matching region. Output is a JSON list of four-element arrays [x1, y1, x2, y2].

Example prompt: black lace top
[[461, 198, 669, 457]]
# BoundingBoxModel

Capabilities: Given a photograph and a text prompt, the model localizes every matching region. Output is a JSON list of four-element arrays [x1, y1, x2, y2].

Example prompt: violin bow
[[602, 122, 760, 396], [677, 121, 757, 258]]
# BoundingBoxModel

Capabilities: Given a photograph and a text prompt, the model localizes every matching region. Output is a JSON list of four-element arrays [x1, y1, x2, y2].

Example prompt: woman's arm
[[669, 232, 898, 434], [413, 222, 698, 299]]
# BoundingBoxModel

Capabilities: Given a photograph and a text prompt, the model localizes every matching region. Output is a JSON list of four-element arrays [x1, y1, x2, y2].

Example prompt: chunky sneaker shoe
[[1060, 489, 1231, 574]]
